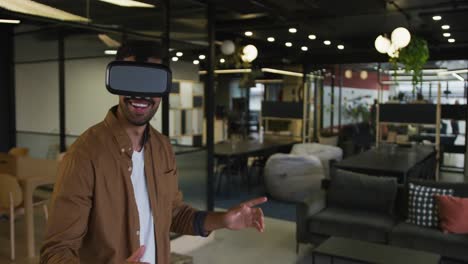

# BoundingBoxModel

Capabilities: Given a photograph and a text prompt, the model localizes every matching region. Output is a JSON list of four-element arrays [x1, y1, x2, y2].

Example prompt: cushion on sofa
[[436, 195, 468, 234], [407, 183, 454, 228], [390, 222, 468, 262], [309, 207, 395, 243], [327, 170, 398, 216]]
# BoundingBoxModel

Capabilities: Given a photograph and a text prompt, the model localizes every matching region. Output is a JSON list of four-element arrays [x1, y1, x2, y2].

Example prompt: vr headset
[[105, 61, 172, 97]]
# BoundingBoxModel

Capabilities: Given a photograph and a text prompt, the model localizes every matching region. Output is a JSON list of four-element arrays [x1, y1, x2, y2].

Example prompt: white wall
[[15, 62, 60, 134], [65, 57, 116, 135]]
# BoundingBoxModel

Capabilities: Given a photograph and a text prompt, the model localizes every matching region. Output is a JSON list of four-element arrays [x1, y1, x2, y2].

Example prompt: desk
[[0, 154, 58, 258], [334, 145, 436, 183]]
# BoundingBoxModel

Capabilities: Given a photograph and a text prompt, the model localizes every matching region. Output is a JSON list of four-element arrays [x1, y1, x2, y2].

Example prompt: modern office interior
[[0, 0, 467, 263]]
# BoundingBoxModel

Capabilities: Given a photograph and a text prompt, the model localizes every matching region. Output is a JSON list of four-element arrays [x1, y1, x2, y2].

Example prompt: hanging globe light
[[387, 43, 399, 58], [241, 44, 258, 62], [220, 40, 235, 55], [391, 27, 411, 49], [374, 35, 391, 54]]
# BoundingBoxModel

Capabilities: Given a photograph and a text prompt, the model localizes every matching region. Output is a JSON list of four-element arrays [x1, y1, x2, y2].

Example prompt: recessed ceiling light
[[289, 28, 297, 33], [441, 25, 450, 30], [285, 42, 292, 47], [301, 46, 308, 51], [448, 38, 455, 43], [220, 58, 225, 63], [199, 54, 206, 60], [337, 45, 344, 50], [171, 57, 179, 62], [98, 0, 155, 8], [267, 37, 275, 42], [0, 19, 21, 24], [176, 52, 183, 57], [193, 60, 200, 65], [443, 33, 451, 37], [308, 34, 317, 40], [245, 31, 253, 36], [432, 15, 442, 21], [323, 40, 331, 45]]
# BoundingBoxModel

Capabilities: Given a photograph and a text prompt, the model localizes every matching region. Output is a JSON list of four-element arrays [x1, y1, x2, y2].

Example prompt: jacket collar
[[104, 105, 151, 157]]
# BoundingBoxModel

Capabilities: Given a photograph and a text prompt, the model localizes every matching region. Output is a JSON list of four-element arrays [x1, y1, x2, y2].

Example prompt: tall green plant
[[390, 36, 429, 86]]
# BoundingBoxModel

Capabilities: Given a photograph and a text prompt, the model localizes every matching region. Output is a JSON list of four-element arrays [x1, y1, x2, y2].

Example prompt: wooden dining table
[[0, 153, 58, 258]]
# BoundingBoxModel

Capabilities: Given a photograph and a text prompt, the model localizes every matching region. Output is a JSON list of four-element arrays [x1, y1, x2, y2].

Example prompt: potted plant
[[390, 36, 429, 90]]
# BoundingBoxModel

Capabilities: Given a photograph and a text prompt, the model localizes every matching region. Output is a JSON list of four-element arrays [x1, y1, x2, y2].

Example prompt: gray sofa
[[296, 169, 468, 263]]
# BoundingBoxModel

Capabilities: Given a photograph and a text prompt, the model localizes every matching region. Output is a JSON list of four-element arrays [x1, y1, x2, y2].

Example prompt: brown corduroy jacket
[[40, 106, 200, 264]]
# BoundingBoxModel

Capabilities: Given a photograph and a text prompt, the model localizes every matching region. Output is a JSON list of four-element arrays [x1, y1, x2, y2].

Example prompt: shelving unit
[[169, 80, 204, 146], [260, 73, 321, 143]]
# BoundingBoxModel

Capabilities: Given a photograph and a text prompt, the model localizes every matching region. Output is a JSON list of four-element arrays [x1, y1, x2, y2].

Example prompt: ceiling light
[[0, 0, 90, 22], [301, 46, 308, 51], [199, 69, 252, 75], [387, 43, 399, 58], [193, 60, 200, 65], [289, 28, 297, 33], [345, 70, 352, 79], [443, 33, 451, 37], [374, 35, 391, 54], [360, 71, 368, 80], [438, 69, 468, 75], [199, 54, 206, 60], [261, 68, 303, 77], [323, 40, 331, 45], [241, 45, 258, 62], [104, 50, 117, 55], [244, 31, 253, 36], [452, 73, 464, 82], [308, 34, 317, 40], [221, 40, 235, 55], [285, 42, 292, 47], [98, 34, 120, 48], [0, 19, 21, 24], [220, 58, 225, 63], [391, 27, 411, 48], [337, 45, 344, 50], [267, 37, 275, 42], [98, 0, 154, 8], [448, 38, 455, 43], [171, 57, 179, 62], [176, 52, 183, 57], [432, 15, 442, 21], [442, 25, 450, 30]]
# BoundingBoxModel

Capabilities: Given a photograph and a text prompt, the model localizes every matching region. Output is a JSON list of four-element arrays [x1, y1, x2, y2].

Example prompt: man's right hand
[[126, 246, 149, 264]]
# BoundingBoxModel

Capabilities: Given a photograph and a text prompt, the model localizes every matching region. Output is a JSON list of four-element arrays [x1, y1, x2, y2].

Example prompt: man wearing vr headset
[[40, 41, 266, 264]]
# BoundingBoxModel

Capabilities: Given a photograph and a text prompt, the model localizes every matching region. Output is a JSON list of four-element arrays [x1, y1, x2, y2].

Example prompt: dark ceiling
[[3, 0, 468, 66]]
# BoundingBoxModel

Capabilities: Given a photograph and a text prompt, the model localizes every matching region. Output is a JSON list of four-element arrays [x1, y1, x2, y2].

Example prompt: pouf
[[290, 143, 343, 178], [264, 153, 324, 202]]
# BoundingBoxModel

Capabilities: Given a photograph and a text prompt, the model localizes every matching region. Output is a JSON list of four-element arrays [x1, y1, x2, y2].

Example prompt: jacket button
[[128, 167, 132, 172], [121, 148, 125, 153], [136, 230, 140, 236], [129, 147, 132, 151]]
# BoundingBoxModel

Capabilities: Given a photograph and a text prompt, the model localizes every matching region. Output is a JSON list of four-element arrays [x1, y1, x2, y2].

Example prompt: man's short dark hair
[[116, 40, 163, 62]]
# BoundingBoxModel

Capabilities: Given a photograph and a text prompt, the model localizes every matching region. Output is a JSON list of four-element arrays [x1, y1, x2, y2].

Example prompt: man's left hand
[[223, 197, 267, 232]]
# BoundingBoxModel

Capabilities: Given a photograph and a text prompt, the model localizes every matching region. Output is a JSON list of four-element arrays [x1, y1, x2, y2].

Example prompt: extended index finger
[[242, 196, 268, 207]]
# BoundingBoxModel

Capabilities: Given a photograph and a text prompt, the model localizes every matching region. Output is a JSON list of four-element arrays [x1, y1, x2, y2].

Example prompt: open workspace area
[[0, 0, 467, 263]]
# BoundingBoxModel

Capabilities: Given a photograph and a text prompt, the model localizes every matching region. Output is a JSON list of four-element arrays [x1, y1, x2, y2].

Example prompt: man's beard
[[120, 97, 158, 126]]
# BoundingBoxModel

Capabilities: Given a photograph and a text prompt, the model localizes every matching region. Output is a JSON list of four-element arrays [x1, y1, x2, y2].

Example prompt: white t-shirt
[[131, 147, 156, 264]]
